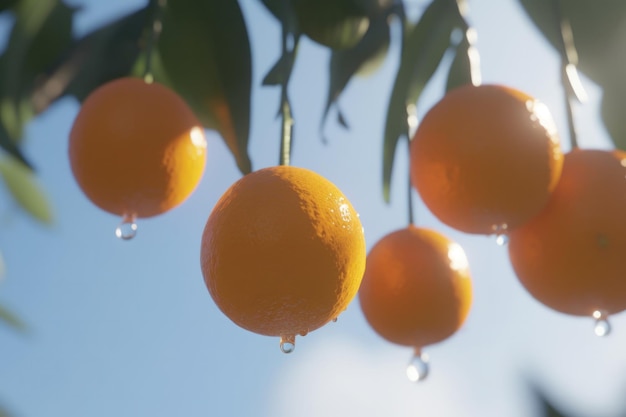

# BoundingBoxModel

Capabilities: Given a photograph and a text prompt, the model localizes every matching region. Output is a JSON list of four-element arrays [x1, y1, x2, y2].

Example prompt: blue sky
[[1, 1, 625, 417]]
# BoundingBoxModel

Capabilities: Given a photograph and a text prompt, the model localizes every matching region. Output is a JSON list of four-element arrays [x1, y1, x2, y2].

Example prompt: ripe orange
[[410, 84, 564, 235], [508, 148, 626, 317], [358, 226, 472, 349], [69, 77, 207, 221], [200, 165, 366, 352]]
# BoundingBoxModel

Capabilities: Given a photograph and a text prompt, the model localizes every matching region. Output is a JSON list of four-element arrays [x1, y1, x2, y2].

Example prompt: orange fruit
[[358, 226, 472, 349], [508, 148, 626, 318], [69, 77, 207, 221], [410, 84, 564, 235], [200, 165, 366, 352]]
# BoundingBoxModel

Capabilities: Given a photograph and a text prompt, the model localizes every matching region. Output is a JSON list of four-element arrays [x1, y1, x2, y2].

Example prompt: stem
[[407, 136, 414, 225], [279, 98, 294, 166], [143, 0, 166, 82], [552, 0, 580, 149], [562, 65, 579, 149], [278, 26, 299, 166]]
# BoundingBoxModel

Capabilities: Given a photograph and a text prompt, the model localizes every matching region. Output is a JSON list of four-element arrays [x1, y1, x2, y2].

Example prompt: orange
[[410, 84, 564, 235], [69, 77, 207, 220], [200, 165, 366, 352], [358, 226, 472, 349], [508, 148, 626, 317]]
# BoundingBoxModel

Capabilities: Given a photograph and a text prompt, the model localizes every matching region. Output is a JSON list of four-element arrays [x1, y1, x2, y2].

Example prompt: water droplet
[[115, 215, 137, 240], [406, 350, 429, 382], [491, 223, 509, 246], [592, 310, 611, 337], [280, 335, 295, 354], [496, 234, 509, 246]]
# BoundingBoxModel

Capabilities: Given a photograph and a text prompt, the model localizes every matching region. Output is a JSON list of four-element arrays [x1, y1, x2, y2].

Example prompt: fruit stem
[[143, 0, 167, 83], [407, 136, 415, 225], [278, 27, 299, 166], [552, 0, 582, 149]]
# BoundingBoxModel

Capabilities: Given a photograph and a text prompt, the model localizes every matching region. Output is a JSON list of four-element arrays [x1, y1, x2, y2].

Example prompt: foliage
[[0, 0, 624, 212], [0, 0, 625, 414]]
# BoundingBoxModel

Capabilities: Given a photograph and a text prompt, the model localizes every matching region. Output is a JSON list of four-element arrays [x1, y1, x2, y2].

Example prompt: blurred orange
[[509, 148, 626, 317], [359, 226, 472, 349], [411, 84, 563, 235], [69, 77, 207, 220]]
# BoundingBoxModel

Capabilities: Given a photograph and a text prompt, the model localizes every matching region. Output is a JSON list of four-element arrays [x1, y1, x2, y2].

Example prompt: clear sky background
[[1, 1, 625, 417]]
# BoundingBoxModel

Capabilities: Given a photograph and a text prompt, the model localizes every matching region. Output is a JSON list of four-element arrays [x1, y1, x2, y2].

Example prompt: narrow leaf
[[159, 0, 252, 174], [382, 0, 461, 202], [601, 88, 626, 151], [518, 0, 626, 87], [446, 26, 481, 92], [34, 6, 148, 107], [0, 0, 75, 140], [0, 156, 53, 224], [322, 12, 390, 130], [0, 120, 32, 169], [0, 0, 18, 13], [337, 107, 349, 129], [263, 53, 289, 86]]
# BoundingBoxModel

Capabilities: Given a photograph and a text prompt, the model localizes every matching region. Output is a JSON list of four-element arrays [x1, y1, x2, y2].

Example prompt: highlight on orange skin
[[201, 165, 366, 351], [410, 84, 563, 235], [69, 77, 207, 220], [508, 148, 626, 318], [358, 226, 472, 350]]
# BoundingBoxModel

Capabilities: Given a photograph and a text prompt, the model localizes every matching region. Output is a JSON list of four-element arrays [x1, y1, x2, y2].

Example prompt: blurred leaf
[[518, 0, 626, 86], [0, 303, 26, 332], [446, 25, 480, 92], [259, 0, 298, 33], [322, 12, 391, 131], [382, 0, 461, 202], [33, 5, 148, 107], [337, 108, 349, 129], [519, 0, 626, 149], [0, 155, 53, 224], [296, 0, 370, 50], [159, 0, 252, 174], [0, 119, 31, 169], [601, 88, 626, 151], [531, 385, 575, 417], [261, 0, 390, 50], [0, 0, 18, 13], [0, 0, 75, 139], [263, 52, 292, 87]]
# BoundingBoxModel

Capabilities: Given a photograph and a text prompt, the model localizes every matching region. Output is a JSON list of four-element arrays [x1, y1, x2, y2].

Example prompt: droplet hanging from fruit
[[509, 149, 626, 335], [69, 77, 207, 239], [358, 226, 473, 380], [201, 166, 366, 353]]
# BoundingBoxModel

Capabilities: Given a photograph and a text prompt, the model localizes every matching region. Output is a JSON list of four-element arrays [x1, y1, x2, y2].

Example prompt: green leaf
[[259, 0, 298, 34], [518, 0, 626, 149], [0, 155, 53, 224], [0, 303, 26, 333], [34, 6, 148, 105], [0, 0, 75, 139], [601, 88, 626, 151], [322, 12, 391, 131], [0, 119, 32, 169], [518, 0, 626, 87], [0, 0, 18, 13], [297, 0, 370, 50], [159, 0, 253, 174], [382, 0, 461, 202], [261, 0, 389, 50], [446, 25, 480, 92]]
